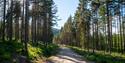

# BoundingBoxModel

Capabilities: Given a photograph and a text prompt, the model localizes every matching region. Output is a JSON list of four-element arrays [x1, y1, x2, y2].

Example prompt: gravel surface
[[47, 47, 94, 63]]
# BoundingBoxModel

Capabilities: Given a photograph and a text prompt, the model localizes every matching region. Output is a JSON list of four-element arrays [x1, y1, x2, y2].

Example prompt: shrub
[[28, 44, 43, 59], [42, 44, 59, 57], [69, 46, 125, 63], [0, 40, 23, 62]]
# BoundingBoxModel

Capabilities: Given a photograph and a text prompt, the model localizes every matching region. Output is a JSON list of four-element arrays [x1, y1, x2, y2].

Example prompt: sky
[[53, 0, 79, 29]]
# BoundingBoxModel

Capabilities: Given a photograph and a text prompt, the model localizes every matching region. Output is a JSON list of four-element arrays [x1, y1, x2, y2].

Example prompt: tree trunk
[[2, 0, 6, 41]]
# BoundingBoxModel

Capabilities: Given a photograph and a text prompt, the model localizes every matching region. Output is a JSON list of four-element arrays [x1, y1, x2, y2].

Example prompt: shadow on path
[[47, 46, 94, 63]]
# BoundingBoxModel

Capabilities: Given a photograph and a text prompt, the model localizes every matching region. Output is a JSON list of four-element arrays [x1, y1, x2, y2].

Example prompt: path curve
[[47, 46, 94, 63]]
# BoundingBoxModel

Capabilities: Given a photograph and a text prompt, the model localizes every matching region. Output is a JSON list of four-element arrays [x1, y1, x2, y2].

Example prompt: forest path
[[46, 46, 94, 63]]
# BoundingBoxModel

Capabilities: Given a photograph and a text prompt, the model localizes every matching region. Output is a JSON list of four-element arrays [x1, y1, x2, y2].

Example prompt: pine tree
[[2, 0, 6, 41], [13, 1, 21, 40]]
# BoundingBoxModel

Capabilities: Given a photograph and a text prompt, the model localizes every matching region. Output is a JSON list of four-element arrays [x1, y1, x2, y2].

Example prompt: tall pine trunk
[[2, 0, 6, 41]]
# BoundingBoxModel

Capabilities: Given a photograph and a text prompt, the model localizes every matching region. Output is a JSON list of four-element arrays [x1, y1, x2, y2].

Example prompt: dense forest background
[[53, 0, 125, 62], [0, 0, 57, 43], [0, 0, 59, 62], [0, 0, 125, 63], [54, 0, 125, 54]]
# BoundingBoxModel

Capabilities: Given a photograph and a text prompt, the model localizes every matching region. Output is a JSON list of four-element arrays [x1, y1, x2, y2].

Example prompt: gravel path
[[47, 47, 94, 63]]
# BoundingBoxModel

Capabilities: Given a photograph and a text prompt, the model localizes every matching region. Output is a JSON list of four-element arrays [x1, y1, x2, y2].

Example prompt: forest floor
[[45, 46, 94, 63]]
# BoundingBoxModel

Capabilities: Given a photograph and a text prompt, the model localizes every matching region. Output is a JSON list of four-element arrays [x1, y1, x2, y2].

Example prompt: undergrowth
[[69, 46, 125, 63]]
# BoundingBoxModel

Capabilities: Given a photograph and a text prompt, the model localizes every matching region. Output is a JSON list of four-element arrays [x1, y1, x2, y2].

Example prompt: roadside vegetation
[[0, 40, 59, 63], [69, 46, 125, 63]]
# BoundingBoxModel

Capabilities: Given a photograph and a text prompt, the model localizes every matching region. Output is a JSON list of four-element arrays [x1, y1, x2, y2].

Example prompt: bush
[[69, 46, 125, 63], [42, 44, 59, 57], [28, 43, 59, 59], [28, 44, 43, 59], [0, 40, 59, 62], [0, 40, 23, 62]]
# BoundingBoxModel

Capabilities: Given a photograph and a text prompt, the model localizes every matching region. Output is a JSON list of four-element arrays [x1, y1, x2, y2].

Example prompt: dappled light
[[0, 0, 125, 63]]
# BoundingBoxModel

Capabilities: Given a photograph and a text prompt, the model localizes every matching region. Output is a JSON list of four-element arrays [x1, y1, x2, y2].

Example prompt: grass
[[28, 44, 43, 60], [68, 46, 125, 63], [0, 40, 59, 63], [42, 44, 59, 57], [0, 40, 23, 62], [28, 43, 59, 59]]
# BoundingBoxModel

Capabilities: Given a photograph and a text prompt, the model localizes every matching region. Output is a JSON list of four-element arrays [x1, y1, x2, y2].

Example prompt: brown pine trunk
[[2, 0, 6, 41]]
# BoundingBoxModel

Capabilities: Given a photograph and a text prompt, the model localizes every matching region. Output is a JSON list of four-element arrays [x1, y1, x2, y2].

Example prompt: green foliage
[[42, 44, 59, 57], [0, 40, 23, 62], [69, 46, 125, 63], [99, 5, 106, 16], [28, 43, 59, 59], [0, 40, 59, 62], [28, 44, 43, 59], [54, 16, 76, 45]]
